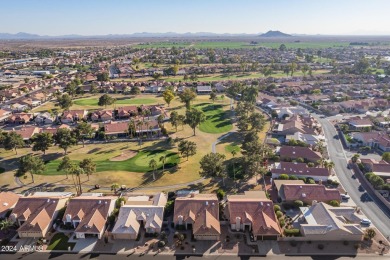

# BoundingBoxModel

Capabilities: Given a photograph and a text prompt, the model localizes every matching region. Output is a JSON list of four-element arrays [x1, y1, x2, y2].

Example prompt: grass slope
[[194, 103, 233, 134], [73, 97, 157, 107], [42, 150, 179, 175]]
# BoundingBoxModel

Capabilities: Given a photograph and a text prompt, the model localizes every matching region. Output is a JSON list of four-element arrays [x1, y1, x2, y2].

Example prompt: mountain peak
[[260, 30, 292, 37]]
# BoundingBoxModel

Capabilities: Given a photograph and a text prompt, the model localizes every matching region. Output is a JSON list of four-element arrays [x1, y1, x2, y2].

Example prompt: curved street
[[316, 115, 390, 237]]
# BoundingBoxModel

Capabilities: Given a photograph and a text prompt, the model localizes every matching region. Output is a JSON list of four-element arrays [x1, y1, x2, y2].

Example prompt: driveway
[[71, 237, 98, 252], [315, 115, 390, 237]]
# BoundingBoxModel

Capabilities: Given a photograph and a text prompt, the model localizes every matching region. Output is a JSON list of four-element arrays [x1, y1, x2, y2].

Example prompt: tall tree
[[162, 89, 175, 107], [57, 156, 71, 179], [178, 88, 197, 109], [382, 152, 390, 163], [159, 155, 166, 173], [185, 108, 206, 136], [54, 128, 77, 155], [17, 154, 45, 183], [79, 158, 96, 181], [74, 122, 94, 147], [3, 132, 24, 155], [149, 159, 158, 181], [58, 93, 73, 110], [177, 115, 186, 130], [199, 153, 226, 184], [98, 94, 115, 108], [178, 140, 197, 161], [67, 163, 85, 195], [31, 132, 53, 155], [209, 92, 217, 103], [170, 111, 179, 132]]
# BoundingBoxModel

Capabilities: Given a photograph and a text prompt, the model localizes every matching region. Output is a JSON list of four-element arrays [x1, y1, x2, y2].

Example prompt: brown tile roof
[[63, 197, 116, 235], [174, 194, 220, 236], [13, 126, 40, 140], [272, 162, 330, 177], [11, 197, 62, 234], [279, 146, 322, 162], [0, 192, 20, 217], [280, 184, 341, 203], [104, 121, 129, 134], [227, 192, 281, 236]]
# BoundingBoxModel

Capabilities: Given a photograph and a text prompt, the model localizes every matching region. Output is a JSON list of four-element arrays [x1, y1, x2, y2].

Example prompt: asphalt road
[[316, 116, 390, 237], [0, 252, 385, 260]]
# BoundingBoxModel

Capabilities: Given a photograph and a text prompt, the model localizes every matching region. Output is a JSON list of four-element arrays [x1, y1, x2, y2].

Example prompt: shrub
[[318, 244, 324, 250], [284, 229, 300, 236], [279, 219, 285, 227], [328, 200, 340, 207], [293, 200, 304, 208], [279, 174, 289, 180], [216, 189, 225, 201], [289, 175, 298, 180], [276, 211, 283, 218], [306, 178, 315, 184], [157, 240, 166, 248], [274, 205, 281, 212]]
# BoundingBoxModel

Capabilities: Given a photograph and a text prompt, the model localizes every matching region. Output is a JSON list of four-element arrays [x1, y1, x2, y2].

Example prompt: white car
[[360, 219, 372, 226], [341, 194, 350, 200]]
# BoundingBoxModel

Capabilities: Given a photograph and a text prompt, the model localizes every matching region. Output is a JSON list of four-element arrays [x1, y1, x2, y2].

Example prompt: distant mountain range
[[259, 30, 292, 37], [0, 31, 295, 40], [0, 31, 259, 40]]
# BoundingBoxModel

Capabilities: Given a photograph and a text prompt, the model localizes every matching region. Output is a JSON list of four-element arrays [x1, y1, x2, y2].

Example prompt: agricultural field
[[135, 41, 351, 49]]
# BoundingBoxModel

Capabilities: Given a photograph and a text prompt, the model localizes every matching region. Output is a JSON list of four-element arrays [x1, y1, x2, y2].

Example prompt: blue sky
[[2, 0, 390, 35]]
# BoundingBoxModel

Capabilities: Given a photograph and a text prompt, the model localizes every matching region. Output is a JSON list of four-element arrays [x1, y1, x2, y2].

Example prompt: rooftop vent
[[205, 201, 208, 206]]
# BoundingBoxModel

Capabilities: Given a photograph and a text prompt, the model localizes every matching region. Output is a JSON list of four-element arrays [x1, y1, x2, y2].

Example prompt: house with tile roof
[[0, 192, 20, 219], [226, 191, 281, 241], [271, 162, 330, 181], [12, 126, 40, 141], [62, 196, 116, 239], [360, 158, 390, 178], [351, 131, 390, 152], [61, 110, 87, 124], [299, 202, 364, 241], [278, 146, 322, 163], [9, 194, 69, 238], [111, 193, 167, 240], [174, 194, 220, 240], [276, 183, 341, 205]]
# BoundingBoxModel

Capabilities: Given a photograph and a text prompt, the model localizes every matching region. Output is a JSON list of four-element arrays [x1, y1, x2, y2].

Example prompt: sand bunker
[[110, 150, 138, 161]]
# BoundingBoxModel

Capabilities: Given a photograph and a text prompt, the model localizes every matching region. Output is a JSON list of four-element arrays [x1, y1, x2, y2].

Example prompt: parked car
[[360, 219, 372, 226], [341, 194, 350, 200]]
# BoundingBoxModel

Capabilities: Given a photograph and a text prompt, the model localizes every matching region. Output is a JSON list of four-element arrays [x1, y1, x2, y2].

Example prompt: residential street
[[0, 252, 385, 260], [315, 115, 390, 237]]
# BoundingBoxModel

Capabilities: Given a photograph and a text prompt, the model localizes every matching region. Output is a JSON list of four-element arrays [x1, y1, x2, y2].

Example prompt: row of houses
[[0, 189, 367, 243]]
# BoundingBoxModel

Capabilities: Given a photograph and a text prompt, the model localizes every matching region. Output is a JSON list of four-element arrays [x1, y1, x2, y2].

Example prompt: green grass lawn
[[42, 150, 179, 175], [73, 97, 157, 107], [47, 233, 75, 251], [225, 144, 241, 153], [194, 103, 233, 134]]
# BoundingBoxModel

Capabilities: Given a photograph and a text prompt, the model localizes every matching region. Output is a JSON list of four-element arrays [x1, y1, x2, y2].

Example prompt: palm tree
[[149, 159, 158, 181], [0, 219, 14, 234], [111, 183, 120, 194], [145, 121, 150, 139], [159, 155, 166, 173], [136, 121, 143, 146], [325, 161, 335, 173], [231, 150, 237, 189]]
